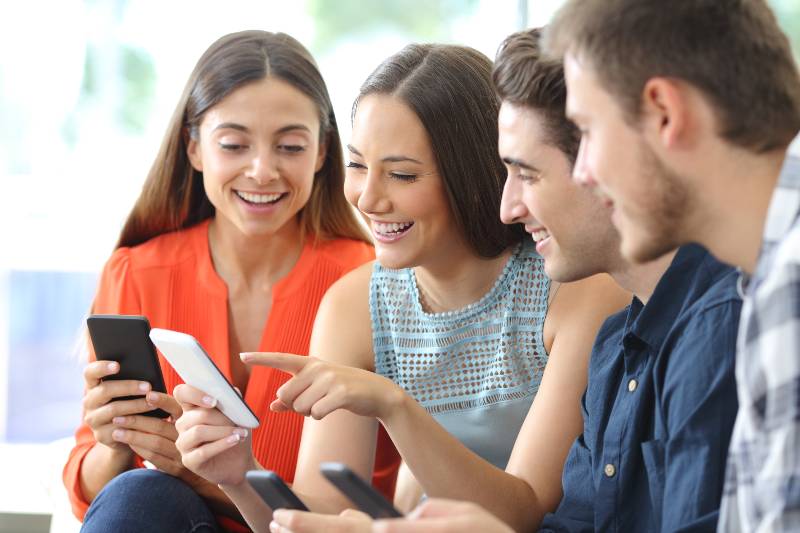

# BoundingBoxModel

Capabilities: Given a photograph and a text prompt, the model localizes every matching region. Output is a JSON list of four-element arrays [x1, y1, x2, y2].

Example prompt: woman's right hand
[[173, 383, 254, 486], [82, 360, 155, 456]]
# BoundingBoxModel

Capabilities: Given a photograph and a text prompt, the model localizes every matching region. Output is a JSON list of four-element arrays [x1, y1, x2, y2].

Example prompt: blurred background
[[0, 0, 797, 528]]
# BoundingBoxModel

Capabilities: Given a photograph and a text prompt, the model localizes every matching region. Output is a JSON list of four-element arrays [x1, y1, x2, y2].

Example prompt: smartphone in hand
[[86, 314, 169, 418], [320, 462, 403, 518], [246, 470, 309, 511], [149, 328, 259, 428]]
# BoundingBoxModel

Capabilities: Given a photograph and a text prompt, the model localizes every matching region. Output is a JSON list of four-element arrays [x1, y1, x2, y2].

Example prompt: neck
[[413, 243, 516, 313], [693, 147, 786, 274], [208, 216, 305, 290], [609, 250, 676, 305]]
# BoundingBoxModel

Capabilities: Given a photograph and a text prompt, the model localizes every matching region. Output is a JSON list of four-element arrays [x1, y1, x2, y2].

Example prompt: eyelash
[[345, 162, 418, 182], [218, 143, 307, 154]]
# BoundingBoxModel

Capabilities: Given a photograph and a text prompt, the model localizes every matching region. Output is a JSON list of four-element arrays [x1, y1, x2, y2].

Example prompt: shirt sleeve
[[721, 261, 800, 531], [656, 296, 741, 532], [61, 248, 146, 521]]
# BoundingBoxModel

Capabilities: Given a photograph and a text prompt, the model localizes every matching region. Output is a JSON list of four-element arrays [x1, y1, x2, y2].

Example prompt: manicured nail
[[112, 429, 125, 441], [233, 428, 248, 438], [107, 362, 118, 372], [112, 416, 126, 425], [138, 382, 150, 392], [226, 433, 241, 444], [202, 395, 217, 407]]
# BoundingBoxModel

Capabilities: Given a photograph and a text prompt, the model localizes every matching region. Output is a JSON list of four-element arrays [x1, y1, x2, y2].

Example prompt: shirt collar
[[623, 244, 711, 350]]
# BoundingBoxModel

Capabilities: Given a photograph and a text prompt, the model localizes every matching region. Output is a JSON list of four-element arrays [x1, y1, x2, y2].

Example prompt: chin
[[621, 234, 676, 265]]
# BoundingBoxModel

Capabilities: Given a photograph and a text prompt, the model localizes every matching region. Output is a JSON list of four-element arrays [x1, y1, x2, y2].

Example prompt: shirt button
[[628, 379, 638, 392], [604, 463, 616, 477]]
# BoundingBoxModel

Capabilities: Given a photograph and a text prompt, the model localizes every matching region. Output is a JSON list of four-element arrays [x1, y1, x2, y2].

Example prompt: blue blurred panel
[[6, 270, 98, 443]]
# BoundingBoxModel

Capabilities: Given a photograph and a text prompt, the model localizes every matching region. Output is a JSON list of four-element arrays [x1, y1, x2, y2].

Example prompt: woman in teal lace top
[[172, 43, 628, 529]]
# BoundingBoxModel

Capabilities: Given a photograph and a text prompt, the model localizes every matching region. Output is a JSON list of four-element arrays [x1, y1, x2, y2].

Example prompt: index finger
[[173, 383, 218, 410], [83, 360, 120, 388], [240, 352, 309, 375]]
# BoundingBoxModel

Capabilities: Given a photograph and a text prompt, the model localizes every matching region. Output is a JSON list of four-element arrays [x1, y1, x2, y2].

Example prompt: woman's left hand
[[240, 352, 404, 421]]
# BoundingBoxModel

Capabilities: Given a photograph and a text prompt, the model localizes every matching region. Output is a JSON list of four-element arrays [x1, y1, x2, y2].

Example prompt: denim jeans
[[81, 469, 222, 533]]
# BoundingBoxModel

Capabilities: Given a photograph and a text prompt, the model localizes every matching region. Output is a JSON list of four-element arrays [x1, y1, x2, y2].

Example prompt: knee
[[83, 469, 203, 530]]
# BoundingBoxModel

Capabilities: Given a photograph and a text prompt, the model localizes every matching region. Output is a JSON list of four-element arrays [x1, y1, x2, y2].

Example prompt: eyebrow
[[502, 156, 540, 173], [212, 122, 312, 135], [347, 144, 423, 165]]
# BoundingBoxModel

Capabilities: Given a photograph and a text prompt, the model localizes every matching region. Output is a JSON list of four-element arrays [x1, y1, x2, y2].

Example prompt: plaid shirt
[[719, 147, 800, 532]]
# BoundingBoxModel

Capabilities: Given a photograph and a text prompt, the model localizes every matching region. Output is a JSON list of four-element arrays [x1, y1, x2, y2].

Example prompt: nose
[[246, 148, 279, 185], [353, 169, 390, 215], [572, 137, 597, 188], [499, 174, 528, 225]]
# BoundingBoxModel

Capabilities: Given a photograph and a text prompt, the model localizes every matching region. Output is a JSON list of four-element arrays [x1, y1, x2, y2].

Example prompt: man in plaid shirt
[[544, 1, 800, 531]]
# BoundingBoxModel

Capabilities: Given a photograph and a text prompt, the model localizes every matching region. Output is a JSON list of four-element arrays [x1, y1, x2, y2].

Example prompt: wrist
[[378, 381, 409, 425]]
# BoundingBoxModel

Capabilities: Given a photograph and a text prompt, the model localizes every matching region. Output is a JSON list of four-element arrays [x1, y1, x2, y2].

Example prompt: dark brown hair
[[494, 28, 580, 163], [544, 0, 800, 153], [354, 44, 525, 258], [117, 30, 368, 248]]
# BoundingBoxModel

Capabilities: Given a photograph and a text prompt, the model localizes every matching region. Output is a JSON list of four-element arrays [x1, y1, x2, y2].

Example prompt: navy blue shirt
[[540, 245, 741, 532]]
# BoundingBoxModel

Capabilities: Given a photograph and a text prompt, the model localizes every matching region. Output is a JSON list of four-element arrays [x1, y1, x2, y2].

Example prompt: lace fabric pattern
[[370, 240, 550, 416]]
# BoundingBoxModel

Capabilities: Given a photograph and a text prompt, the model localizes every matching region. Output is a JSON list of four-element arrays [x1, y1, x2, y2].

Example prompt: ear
[[641, 77, 689, 150], [186, 131, 203, 172], [314, 135, 328, 173]]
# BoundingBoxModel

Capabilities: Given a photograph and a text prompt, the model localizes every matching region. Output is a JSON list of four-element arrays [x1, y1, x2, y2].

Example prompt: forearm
[[78, 443, 135, 503], [381, 395, 545, 532]]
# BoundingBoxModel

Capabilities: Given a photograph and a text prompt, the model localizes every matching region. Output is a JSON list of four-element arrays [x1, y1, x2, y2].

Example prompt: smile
[[372, 221, 414, 242], [235, 190, 286, 205]]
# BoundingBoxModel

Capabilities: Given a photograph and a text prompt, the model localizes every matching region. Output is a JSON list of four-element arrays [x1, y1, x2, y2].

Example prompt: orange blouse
[[63, 219, 400, 530]]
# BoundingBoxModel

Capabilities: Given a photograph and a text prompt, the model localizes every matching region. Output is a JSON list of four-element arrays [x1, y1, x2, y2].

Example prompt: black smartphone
[[86, 314, 169, 418], [319, 462, 403, 518], [245, 470, 309, 511]]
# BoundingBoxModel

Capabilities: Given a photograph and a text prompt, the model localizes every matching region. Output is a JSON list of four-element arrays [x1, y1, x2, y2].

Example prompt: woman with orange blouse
[[63, 30, 399, 532]]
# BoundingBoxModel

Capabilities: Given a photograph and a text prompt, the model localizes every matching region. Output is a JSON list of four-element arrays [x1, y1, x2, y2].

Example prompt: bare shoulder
[[546, 274, 630, 339], [310, 261, 376, 370]]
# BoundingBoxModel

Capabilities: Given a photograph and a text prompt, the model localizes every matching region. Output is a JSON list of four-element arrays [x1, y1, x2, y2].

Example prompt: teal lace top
[[370, 239, 550, 469]]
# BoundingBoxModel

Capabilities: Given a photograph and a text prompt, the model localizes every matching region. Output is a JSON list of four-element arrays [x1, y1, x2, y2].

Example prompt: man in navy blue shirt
[[265, 29, 742, 533]]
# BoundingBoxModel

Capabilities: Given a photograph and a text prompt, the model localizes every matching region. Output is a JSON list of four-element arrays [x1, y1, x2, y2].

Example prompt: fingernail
[[240, 352, 252, 362], [272, 510, 286, 521], [112, 416, 126, 425], [138, 382, 150, 392], [269, 520, 280, 533], [107, 362, 118, 372], [112, 429, 125, 441], [233, 428, 248, 438], [202, 395, 217, 407], [146, 392, 159, 403], [226, 433, 241, 444]]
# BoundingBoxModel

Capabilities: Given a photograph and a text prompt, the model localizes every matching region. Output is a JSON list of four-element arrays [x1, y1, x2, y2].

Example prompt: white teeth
[[531, 229, 550, 242], [236, 191, 283, 204], [373, 221, 413, 235]]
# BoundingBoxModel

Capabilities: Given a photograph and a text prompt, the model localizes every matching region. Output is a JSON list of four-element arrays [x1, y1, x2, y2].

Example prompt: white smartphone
[[149, 328, 260, 429]]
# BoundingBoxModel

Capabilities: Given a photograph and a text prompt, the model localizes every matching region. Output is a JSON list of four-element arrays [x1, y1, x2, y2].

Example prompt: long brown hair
[[117, 30, 368, 248], [354, 44, 525, 258]]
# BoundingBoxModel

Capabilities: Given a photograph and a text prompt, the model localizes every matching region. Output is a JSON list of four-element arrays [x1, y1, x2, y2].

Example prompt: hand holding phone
[[246, 470, 309, 511], [86, 314, 168, 418], [320, 462, 403, 518], [149, 328, 259, 428]]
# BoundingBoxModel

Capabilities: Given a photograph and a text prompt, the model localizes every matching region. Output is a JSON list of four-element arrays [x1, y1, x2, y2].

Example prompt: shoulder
[[310, 260, 375, 368], [113, 225, 202, 272], [549, 273, 631, 327], [310, 238, 374, 273], [319, 260, 374, 310]]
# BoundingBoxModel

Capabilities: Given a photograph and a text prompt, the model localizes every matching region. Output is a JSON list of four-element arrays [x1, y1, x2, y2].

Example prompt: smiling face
[[564, 54, 692, 263], [187, 77, 325, 240], [344, 94, 464, 269], [498, 101, 622, 281]]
